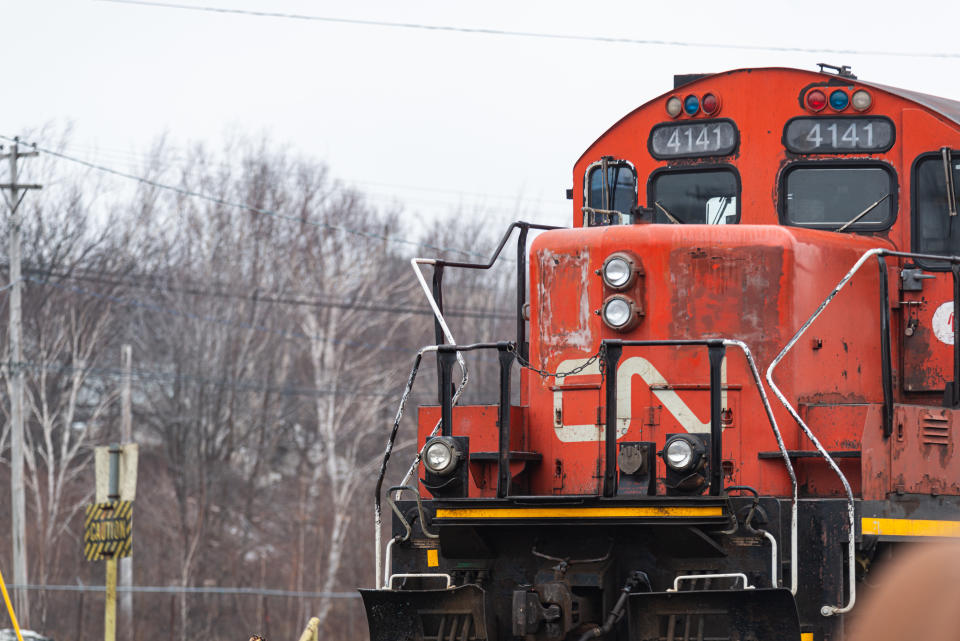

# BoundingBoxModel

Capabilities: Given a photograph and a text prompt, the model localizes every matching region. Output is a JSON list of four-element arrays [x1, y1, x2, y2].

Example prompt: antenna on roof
[[817, 63, 857, 79]]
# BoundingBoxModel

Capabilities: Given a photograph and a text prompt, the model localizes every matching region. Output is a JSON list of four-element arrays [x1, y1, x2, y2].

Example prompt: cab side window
[[914, 152, 960, 263], [585, 159, 637, 225]]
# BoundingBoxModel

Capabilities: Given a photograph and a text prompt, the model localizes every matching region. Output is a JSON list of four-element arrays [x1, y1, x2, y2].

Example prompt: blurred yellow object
[[0, 565, 24, 641], [296, 617, 320, 641]]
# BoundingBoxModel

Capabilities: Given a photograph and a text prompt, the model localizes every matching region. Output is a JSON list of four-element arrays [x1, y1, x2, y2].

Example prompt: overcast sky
[[6, 0, 960, 234]]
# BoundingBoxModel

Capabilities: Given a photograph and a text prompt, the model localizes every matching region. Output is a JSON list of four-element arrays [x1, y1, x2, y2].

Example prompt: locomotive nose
[[532, 223, 889, 363]]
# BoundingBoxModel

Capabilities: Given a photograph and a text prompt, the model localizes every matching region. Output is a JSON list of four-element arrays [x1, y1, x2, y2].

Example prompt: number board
[[648, 119, 738, 159], [783, 117, 895, 154]]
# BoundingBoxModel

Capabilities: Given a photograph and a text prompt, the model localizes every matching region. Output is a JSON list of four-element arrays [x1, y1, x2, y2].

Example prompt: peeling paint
[[537, 248, 594, 366]]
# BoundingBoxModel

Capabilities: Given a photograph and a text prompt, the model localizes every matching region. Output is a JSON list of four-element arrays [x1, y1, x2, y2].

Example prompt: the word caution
[[84, 500, 133, 561]]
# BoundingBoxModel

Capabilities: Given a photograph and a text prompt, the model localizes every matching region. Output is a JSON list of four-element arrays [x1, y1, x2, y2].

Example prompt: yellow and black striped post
[[84, 499, 133, 641]]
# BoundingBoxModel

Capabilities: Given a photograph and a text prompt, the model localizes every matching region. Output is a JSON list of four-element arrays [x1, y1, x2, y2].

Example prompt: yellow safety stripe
[[435, 506, 723, 519], [862, 517, 960, 538]]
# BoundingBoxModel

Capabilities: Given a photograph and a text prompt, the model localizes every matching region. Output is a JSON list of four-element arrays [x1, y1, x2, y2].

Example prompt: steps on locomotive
[[360, 582, 493, 641], [360, 576, 801, 641], [627, 588, 801, 641]]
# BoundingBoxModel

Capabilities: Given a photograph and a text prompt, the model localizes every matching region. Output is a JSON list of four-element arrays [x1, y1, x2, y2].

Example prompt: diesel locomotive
[[362, 65, 960, 641]]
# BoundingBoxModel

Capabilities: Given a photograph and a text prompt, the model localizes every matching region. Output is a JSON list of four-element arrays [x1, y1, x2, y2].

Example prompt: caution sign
[[84, 501, 133, 561]]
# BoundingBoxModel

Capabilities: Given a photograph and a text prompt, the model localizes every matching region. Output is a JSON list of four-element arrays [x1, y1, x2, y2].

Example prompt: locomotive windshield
[[648, 168, 739, 224], [782, 164, 895, 230]]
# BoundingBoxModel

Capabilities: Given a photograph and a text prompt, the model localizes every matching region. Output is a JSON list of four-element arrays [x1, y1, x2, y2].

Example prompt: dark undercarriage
[[362, 495, 854, 641]]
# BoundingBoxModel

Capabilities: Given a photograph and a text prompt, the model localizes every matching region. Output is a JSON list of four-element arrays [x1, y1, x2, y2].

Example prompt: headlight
[[424, 438, 460, 476], [601, 252, 639, 290], [660, 435, 708, 495], [663, 436, 703, 472], [604, 298, 632, 327], [601, 296, 640, 331], [664, 438, 694, 471]]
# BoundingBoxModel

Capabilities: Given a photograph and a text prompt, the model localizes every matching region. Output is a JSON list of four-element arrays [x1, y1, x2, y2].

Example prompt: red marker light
[[805, 89, 827, 112], [701, 93, 719, 115]]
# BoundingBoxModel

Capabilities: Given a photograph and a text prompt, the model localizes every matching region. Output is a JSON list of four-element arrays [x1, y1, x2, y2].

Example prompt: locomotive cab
[[363, 66, 960, 641]]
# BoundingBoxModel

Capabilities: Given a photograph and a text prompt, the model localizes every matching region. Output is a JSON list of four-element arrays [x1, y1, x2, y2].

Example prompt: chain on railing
[[510, 343, 606, 380]]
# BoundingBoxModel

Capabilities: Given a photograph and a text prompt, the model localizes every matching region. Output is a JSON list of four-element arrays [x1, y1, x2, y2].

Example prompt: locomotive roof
[[731, 66, 960, 126], [859, 80, 960, 126], [576, 66, 960, 169]]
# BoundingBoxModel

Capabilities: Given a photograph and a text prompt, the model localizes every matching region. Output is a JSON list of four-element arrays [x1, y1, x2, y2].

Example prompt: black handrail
[[878, 256, 894, 437], [429, 221, 562, 381], [437, 342, 516, 498], [953, 263, 960, 408], [601, 339, 727, 497]]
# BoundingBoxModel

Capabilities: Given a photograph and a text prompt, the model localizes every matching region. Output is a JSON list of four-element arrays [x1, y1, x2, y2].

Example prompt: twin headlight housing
[[598, 252, 643, 332]]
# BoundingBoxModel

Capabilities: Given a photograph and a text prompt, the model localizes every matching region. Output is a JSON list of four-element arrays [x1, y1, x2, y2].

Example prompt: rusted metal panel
[[890, 404, 960, 496], [524, 223, 892, 497]]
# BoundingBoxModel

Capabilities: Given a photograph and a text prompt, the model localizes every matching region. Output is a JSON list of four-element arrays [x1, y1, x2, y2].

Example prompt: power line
[[55, 142, 561, 208], [10, 583, 360, 599], [9, 264, 515, 320], [96, 0, 960, 60], [0, 134, 489, 260], [25, 274, 511, 368], [25, 274, 415, 354], [8, 358, 405, 399]]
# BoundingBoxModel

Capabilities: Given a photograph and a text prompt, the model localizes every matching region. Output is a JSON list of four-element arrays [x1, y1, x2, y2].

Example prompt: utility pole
[[0, 139, 40, 625], [120, 345, 133, 640]]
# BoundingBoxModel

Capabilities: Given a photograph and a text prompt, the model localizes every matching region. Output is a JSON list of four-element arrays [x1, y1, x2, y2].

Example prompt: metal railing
[[435, 342, 517, 498], [766, 246, 960, 616], [601, 338, 798, 594]]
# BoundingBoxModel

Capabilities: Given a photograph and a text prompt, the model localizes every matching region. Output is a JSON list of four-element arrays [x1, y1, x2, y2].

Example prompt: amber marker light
[[852, 89, 872, 111], [666, 96, 683, 118]]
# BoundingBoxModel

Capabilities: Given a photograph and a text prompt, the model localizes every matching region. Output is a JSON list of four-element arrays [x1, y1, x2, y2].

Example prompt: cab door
[[901, 265, 954, 393], [902, 150, 960, 394]]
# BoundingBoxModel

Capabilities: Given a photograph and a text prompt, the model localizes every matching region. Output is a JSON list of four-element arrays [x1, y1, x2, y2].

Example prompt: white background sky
[[5, 0, 960, 234]]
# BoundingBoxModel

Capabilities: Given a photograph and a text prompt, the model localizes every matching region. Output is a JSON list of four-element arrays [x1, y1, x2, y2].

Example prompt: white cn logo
[[551, 356, 726, 443]]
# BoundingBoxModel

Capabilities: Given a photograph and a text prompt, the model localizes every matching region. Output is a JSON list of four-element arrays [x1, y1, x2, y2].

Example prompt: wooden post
[[104, 558, 117, 641], [1, 139, 40, 625], [104, 446, 120, 641], [120, 345, 134, 640]]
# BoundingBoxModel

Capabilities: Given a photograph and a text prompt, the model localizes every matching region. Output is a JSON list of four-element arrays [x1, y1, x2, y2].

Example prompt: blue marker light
[[829, 90, 849, 111], [683, 95, 700, 115]]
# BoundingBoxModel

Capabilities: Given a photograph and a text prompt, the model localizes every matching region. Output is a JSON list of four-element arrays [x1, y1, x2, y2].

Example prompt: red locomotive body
[[364, 66, 960, 641]]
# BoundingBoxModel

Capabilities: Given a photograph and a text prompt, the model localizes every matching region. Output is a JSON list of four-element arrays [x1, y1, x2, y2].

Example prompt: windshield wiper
[[654, 201, 681, 225], [835, 193, 890, 232]]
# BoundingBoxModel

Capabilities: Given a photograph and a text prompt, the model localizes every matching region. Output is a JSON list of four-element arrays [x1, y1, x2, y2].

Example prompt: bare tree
[[282, 189, 420, 631], [0, 132, 517, 641]]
